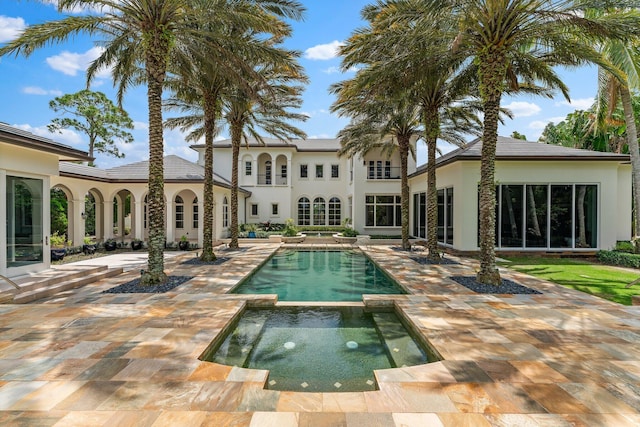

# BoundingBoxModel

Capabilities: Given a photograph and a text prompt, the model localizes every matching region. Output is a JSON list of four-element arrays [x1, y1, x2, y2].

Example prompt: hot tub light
[[346, 341, 358, 349], [284, 341, 296, 349]]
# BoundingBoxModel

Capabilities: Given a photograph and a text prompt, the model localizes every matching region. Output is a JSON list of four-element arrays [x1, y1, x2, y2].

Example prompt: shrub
[[615, 240, 635, 253], [597, 250, 640, 269], [341, 227, 358, 237], [282, 219, 298, 237]]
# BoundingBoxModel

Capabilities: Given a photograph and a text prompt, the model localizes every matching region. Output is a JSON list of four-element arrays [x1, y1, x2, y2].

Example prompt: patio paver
[[0, 244, 639, 426]]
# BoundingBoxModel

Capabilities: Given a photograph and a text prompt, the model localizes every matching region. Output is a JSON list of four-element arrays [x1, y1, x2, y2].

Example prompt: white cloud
[[13, 123, 84, 147], [323, 65, 358, 74], [556, 97, 594, 110], [46, 46, 110, 78], [503, 101, 541, 118], [133, 121, 149, 131], [528, 116, 567, 130], [304, 40, 344, 60], [42, 0, 102, 14], [22, 86, 63, 96], [308, 134, 332, 139], [0, 16, 26, 42]]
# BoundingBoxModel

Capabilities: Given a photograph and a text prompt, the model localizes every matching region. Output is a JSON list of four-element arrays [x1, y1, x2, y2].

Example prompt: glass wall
[[365, 195, 401, 227], [412, 192, 426, 238], [437, 188, 454, 244], [6, 175, 44, 268], [486, 183, 598, 250]]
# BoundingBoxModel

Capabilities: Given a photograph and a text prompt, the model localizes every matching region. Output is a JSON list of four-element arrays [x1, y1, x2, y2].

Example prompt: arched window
[[193, 197, 199, 229], [313, 197, 326, 225], [222, 196, 229, 228], [175, 195, 184, 229], [297, 197, 310, 225], [329, 197, 341, 226]]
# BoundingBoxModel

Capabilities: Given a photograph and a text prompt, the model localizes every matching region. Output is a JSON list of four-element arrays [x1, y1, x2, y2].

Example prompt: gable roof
[[192, 137, 342, 152], [59, 155, 248, 193], [0, 122, 91, 161], [411, 136, 630, 177]]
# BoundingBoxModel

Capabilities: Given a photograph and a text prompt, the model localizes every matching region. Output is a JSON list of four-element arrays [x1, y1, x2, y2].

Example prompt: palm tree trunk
[[200, 92, 217, 262], [424, 107, 441, 261], [230, 124, 241, 249], [620, 87, 640, 238], [140, 35, 169, 286], [399, 135, 410, 250], [477, 55, 504, 286]]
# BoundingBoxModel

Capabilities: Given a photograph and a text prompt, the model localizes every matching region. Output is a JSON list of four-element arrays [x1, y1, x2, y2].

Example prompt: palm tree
[[592, 37, 640, 237], [410, 0, 640, 285], [334, 1, 481, 255], [165, 1, 302, 261], [0, 0, 304, 284], [221, 62, 307, 249]]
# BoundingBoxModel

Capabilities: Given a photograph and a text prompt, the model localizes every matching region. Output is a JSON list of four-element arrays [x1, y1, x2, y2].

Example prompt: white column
[[103, 200, 114, 240], [134, 200, 144, 241], [166, 199, 174, 243], [0, 170, 7, 276], [71, 198, 85, 247]]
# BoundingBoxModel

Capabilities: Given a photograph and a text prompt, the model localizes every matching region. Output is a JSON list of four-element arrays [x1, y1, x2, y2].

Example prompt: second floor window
[[245, 161, 252, 176], [316, 164, 324, 178], [300, 164, 308, 178], [331, 164, 339, 178]]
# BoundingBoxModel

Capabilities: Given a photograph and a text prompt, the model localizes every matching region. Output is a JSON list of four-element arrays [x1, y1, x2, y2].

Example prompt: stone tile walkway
[[0, 244, 639, 426]]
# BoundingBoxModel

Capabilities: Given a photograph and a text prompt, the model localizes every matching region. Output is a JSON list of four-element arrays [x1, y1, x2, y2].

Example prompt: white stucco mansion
[[1, 122, 632, 279]]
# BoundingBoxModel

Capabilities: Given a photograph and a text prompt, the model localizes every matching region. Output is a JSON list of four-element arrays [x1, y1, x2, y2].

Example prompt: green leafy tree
[[48, 90, 133, 166], [510, 131, 527, 140], [50, 188, 68, 237]]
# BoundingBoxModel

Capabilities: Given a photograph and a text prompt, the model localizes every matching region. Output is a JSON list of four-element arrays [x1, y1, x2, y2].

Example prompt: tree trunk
[[230, 123, 241, 249], [399, 135, 411, 250], [424, 106, 441, 261], [476, 52, 505, 286], [200, 92, 217, 262], [620, 87, 640, 238], [140, 34, 169, 286], [526, 186, 541, 237]]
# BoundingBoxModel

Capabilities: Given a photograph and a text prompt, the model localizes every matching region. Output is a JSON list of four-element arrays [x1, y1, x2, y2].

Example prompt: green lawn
[[497, 257, 640, 305]]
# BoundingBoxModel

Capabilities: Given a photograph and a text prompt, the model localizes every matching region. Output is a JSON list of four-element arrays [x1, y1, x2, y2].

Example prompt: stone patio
[[0, 244, 639, 426]]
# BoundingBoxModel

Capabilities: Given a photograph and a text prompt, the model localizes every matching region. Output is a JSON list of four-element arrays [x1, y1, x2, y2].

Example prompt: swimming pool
[[201, 306, 434, 392], [231, 250, 406, 301]]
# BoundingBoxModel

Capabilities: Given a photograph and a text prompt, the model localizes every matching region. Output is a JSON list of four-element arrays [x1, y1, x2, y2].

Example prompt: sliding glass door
[[6, 175, 44, 267]]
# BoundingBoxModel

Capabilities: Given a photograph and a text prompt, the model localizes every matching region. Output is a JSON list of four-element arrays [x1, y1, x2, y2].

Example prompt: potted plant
[[281, 219, 305, 243], [178, 235, 190, 250], [83, 236, 97, 255], [245, 223, 257, 238], [50, 232, 68, 260], [334, 218, 359, 243], [104, 238, 117, 251], [131, 238, 143, 250]]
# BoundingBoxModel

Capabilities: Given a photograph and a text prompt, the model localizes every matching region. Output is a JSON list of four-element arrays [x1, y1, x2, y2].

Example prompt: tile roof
[[412, 136, 630, 176], [0, 122, 91, 161], [59, 155, 246, 192], [192, 137, 342, 152]]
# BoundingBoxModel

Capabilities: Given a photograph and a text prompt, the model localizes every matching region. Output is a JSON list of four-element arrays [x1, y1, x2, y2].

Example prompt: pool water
[[202, 307, 432, 392], [231, 250, 406, 301]]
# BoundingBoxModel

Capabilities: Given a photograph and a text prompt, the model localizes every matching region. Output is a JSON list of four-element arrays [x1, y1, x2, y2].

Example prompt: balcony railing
[[367, 166, 401, 180], [257, 174, 288, 185]]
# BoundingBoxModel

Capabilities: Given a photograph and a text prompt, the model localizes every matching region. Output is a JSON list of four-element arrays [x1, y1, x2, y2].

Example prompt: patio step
[[373, 312, 426, 368], [9, 266, 123, 304]]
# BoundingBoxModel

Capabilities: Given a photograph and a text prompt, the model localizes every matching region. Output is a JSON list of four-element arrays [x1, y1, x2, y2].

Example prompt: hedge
[[597, 250, 640, 269]]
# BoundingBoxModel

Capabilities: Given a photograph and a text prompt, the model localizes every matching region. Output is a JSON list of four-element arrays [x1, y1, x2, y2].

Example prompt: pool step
[[213, 311, 267, 367], [373, 312, 426, 368]]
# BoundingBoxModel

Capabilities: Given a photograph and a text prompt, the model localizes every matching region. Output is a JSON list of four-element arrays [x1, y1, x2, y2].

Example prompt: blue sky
[[0, 1, 597, 168]]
